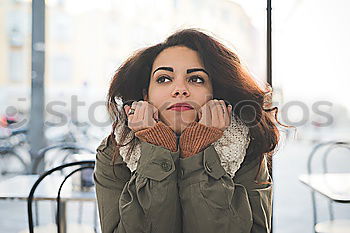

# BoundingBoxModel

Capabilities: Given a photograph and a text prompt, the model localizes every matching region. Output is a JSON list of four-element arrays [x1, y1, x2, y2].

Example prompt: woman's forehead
[[151, 46, 205, 73]]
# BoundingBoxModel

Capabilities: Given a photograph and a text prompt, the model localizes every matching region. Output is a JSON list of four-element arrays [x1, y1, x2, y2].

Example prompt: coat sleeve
[[178, 144, 273, 233], [94, 135, 182, 233]]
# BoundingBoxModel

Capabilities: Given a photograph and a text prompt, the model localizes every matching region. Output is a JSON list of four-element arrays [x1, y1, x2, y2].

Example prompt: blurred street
[[1, 136, 349, 233]]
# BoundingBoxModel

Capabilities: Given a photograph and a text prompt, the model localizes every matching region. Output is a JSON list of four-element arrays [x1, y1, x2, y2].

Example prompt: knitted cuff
[[180, 121, 224, 158], [134, 121, 178, 152]]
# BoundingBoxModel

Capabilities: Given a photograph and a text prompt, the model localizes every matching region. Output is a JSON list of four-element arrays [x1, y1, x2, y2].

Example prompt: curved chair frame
[[306, 141, 350, 233], [27, 160, 95, 233]]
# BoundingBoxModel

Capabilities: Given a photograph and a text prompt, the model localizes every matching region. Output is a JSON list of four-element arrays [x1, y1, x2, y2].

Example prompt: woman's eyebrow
[[152, 67, 173, 75], [187, 68, 209, 76], [152, 67, 208, 76]]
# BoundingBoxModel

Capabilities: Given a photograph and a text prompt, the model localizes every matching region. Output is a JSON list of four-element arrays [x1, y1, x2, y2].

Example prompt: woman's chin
[[160, 114, 197, 134], [161, 112, 187, 122], [169, 120, 197, 134]]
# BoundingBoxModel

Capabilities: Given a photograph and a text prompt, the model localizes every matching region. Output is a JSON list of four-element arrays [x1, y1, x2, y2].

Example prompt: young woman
[[94, 28, 282, 233]]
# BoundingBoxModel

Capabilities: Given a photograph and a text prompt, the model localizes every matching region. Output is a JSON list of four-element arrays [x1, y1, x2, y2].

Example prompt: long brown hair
[[106, 28, 291, 178]]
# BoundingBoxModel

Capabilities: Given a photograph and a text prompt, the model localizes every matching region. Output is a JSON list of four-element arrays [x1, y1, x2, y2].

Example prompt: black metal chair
[[306, 141, 350, 233], [27, 160, 96, 233], [30, 143, 95, 228]]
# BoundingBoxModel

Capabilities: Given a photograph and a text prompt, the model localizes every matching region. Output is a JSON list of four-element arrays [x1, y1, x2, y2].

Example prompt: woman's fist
[[197, 99, 232, 131], [123, 100, 160, 132]]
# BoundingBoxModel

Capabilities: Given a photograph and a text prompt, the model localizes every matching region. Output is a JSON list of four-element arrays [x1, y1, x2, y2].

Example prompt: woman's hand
[[197, 99, 232, 131], [123, 101, 160, 132]]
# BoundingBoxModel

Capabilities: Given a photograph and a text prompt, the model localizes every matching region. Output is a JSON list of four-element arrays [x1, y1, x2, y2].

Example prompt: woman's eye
[[156, 76, 171, 83], [189, 76, 205, 84], [156, 75, 204, 84]]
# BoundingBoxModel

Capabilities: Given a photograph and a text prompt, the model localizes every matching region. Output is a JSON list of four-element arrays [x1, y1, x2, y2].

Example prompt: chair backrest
[[306, 140, 350, 228], [27, 160, 95, 233], [32, 143, 94, 173], [307, 141, 350, 174]]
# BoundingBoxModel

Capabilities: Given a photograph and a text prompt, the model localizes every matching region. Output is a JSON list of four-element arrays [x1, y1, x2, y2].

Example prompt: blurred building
[[0, 0, 265, 118], [0, 0, 271, 157]]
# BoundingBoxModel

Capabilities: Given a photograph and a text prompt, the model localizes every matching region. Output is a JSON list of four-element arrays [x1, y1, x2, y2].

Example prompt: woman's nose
[[172, 89, 189, 97], [171, 79, 190, 97]]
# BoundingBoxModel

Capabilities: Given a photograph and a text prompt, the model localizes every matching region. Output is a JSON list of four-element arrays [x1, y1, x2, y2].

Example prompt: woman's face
[[144, 45, 213, 135]]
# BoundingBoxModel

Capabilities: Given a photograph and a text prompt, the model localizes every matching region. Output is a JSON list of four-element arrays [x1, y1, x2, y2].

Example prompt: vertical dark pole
[[29, 0, 46, 173], [267, 1, 273, 232], [267, 0, 272, 86]]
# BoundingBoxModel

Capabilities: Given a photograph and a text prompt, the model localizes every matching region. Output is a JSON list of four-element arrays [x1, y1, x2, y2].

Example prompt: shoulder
[[97, 135, 116, 156], [95, 134, 131, 182], [233, 153, 272, 191]]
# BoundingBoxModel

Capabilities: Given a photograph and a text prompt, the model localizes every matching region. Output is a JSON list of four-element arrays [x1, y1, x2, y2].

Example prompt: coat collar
[[114, 115, 250, 178]]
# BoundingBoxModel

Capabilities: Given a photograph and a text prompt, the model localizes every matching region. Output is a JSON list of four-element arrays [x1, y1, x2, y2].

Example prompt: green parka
[[94, 134, 273, 233]]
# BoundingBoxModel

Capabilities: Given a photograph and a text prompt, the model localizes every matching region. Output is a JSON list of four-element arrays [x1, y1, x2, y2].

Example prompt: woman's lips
[[168, 106, 194, 111]]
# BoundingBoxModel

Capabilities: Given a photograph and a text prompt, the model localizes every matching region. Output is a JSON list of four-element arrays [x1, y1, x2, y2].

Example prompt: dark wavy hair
[[106, 28, 291, 179]]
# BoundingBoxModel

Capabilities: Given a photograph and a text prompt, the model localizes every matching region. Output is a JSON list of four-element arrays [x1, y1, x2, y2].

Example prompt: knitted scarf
[[114, 115, 250, 178]]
